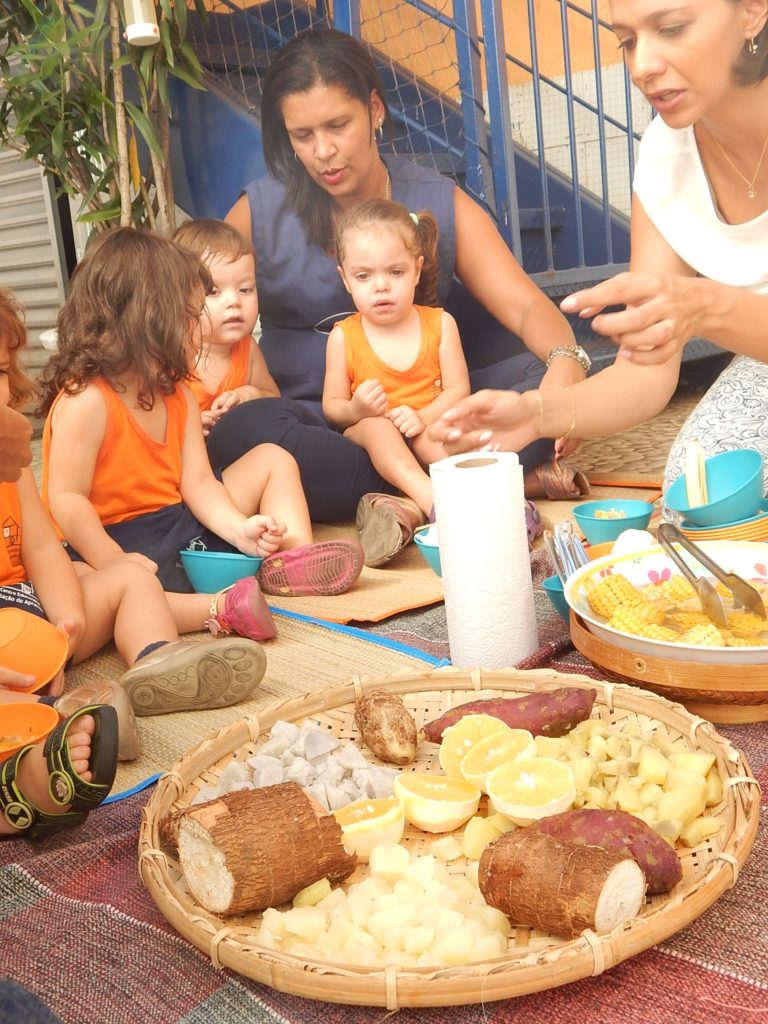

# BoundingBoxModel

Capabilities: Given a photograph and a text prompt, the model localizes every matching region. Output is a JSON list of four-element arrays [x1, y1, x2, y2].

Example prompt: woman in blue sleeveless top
[[209, 28, 589, 538]]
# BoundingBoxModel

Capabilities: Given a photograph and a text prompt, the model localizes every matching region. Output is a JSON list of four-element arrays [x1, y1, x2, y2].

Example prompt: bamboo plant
[[0, 0, 207, 234]]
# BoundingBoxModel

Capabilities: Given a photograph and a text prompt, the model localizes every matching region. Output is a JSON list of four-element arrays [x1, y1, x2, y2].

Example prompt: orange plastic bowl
[[0, 702, 59, 761], [0, 608, 69, 692]]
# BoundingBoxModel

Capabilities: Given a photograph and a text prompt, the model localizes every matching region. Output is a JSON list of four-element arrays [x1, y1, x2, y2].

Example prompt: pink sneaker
[[258, 540, 364, 597], [206, 577, 277, 641]]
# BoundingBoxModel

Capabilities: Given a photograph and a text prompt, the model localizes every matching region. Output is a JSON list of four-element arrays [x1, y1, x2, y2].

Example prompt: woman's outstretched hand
[[429, 390, 537, 455], [560, 272, 696, 366]]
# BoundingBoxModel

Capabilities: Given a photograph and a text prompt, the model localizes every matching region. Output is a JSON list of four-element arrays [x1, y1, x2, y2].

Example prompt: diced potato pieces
[[569, 755, 595, 792], [262, 906, 287, 936], [680, 816, 722, 848], [430, 835, 463, 862], [461, 815, 504, 860], [403, 924, 435, 956], [638, 782, 663, 807], [705, 767, 724, 808], [282, 906, 327, 944], [587, 734, 608, 761], [637, 744, 672, 785], [368, 842, 410, 882], [669, 751, 716, 777], [366, 909, 406, 951], [404, 853, 436, 888], [613, 775, 643, 813], [431, 924, 479, 966], [666, 766, 709, 792], [658, 783, 706, 827]]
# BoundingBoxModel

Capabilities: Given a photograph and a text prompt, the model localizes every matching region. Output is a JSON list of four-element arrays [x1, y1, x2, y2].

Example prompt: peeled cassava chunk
[[173, 782, 357, 914], [354, 689, 418, 764], [479, 830, 645, 939]]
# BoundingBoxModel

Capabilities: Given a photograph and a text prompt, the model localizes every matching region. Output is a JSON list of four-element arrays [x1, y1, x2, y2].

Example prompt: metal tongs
[[543, 522, 590, 583], [656, 523, 767, 627]]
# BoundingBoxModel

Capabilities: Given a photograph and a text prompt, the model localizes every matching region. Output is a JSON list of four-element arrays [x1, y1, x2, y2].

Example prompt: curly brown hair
[[0, 288, 37, 411], [37, 228, 211, 415], [335, 198, 440, 307]]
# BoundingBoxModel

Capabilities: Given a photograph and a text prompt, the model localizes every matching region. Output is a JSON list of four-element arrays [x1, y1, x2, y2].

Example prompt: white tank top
[[633, 116, 768, 294]]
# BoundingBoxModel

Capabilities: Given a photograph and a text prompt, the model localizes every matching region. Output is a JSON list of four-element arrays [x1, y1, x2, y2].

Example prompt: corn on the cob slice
[[667, 611, 713, 632], [653, 575, 697, 603], [679, 623, 725, 647], [724, 634, 768, 647], [586, 574, 644, 618], [725, 611, 768, 638], [608, 606, 679, 641]]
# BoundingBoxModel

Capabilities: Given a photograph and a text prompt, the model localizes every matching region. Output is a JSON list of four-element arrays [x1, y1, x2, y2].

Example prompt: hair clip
[[409, 212, 419, 225]]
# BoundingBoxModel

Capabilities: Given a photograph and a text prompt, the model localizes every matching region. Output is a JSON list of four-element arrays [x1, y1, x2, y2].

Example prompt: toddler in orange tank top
[[323, 199, 470, 566], [39, 229, 363, 631], [173, 218, 279, 435]]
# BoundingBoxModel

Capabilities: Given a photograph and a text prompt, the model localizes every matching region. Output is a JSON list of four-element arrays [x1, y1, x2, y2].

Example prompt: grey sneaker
[[55, 680, 141, 762], [119, 637, 267, 716]]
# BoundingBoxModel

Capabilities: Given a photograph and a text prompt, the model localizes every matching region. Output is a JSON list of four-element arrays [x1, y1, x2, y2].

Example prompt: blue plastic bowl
[[666, 449, 764, 527], [413, 526, 441, 577], [542, 575, 569, 622], [180, 549, 263, 594], [572, 499, 654, 545]]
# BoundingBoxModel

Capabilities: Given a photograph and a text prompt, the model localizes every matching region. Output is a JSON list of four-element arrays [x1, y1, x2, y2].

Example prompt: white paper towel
[[430, 452, 538, 668]]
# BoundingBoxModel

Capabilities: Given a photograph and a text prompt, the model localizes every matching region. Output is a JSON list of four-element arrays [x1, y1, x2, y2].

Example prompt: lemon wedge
[[333, 796, 406, 862], [438, 714, 512, 778], [393, 772, 481, 833], [486, 757, 576, 824], [459, 728, 536, 792]]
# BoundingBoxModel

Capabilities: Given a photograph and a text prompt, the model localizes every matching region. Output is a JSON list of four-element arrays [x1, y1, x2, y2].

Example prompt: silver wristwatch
[[545, 345, 592, 374]]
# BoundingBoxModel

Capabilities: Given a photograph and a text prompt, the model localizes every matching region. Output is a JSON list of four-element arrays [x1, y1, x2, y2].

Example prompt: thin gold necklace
[[707, 123, 768, 199]]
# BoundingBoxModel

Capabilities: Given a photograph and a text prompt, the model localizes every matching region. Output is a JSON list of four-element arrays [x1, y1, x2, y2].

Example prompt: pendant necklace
[[707, 123, 768, 199]]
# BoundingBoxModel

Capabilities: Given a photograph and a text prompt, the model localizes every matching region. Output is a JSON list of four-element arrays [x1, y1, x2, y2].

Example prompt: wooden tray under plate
[[139, 666, 760, 1009], [570, 612, 768, 723]]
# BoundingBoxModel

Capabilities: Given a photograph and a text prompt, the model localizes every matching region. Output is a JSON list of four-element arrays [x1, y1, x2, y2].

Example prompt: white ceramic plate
[[564, 540, 768, 664]]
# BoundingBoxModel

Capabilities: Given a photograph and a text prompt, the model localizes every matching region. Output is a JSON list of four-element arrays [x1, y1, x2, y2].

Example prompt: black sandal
[[0, 704, 118, 840]]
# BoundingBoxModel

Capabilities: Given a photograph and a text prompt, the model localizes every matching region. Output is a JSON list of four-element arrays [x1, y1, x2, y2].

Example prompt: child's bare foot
[[0, 705, 118, 839]]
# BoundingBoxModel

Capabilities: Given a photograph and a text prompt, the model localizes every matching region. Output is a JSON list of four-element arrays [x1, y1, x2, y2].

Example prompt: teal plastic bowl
[[666, 449, 764, 527], [413, 526, 441, 577], [572, 499, 654, 545], [542, 575, 569, 621], [180, 549, 263, 594]]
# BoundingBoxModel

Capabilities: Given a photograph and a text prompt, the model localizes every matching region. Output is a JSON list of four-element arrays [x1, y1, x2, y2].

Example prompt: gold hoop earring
[[294, 151, 300, 161], [376, 119, 384, 143], [747, 36, 759, 55]]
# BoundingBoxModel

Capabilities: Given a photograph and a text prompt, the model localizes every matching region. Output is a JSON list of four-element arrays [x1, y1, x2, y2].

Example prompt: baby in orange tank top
[[40, 230, 363, 641], [173, 219, 279, 435], [323, 199, 470, 567]]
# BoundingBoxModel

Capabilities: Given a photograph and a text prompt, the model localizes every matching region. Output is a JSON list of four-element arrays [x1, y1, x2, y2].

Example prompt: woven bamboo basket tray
[[570, 612, 768, 723], [139, 667, 760, 1009]]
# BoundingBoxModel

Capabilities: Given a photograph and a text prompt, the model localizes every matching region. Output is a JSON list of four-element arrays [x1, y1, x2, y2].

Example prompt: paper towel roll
[[430, 452, 538, 668]]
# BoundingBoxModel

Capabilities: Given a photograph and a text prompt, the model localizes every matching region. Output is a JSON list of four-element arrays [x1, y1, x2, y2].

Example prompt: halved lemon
[[486, 757, 576, 823], [438, 714, 512, 778], [333, 796, 405, 862], [459, 728, 536, 792], [393, 772, 481, 833]]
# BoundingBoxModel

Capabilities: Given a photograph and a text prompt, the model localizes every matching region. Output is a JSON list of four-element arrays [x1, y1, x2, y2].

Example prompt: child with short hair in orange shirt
[[40, 229, 363, 622], [173, 218, 279, 436]]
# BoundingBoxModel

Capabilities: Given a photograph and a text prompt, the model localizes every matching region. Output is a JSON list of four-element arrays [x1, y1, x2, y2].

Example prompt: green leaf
[[179, 41, 203, 76], [169, 64, 205, 91], [173, 0, 187, 37], [158, 17, 174, 66], [125, 100, 164, 163], [78, 205, 123, 224]]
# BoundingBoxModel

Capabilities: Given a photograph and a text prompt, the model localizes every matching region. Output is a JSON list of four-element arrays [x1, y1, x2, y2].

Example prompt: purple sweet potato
[[534, 808, 683, 894], [422, 687, 597, 744]]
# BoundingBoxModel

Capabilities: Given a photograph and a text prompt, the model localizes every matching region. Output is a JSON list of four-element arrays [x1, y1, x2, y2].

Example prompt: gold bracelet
[[532, 390, 544, 437], [561, 386, 577, 440]]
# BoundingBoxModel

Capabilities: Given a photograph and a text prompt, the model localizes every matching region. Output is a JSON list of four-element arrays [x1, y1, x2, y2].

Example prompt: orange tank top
[[0, 481, 25, 586], [43, 379, 187, 526], [342, 305, 443, 411], [187, 336, 251, 412]]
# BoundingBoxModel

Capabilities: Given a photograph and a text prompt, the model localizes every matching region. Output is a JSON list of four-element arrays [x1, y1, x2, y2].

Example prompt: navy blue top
[[245, 156, 457, 402]]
